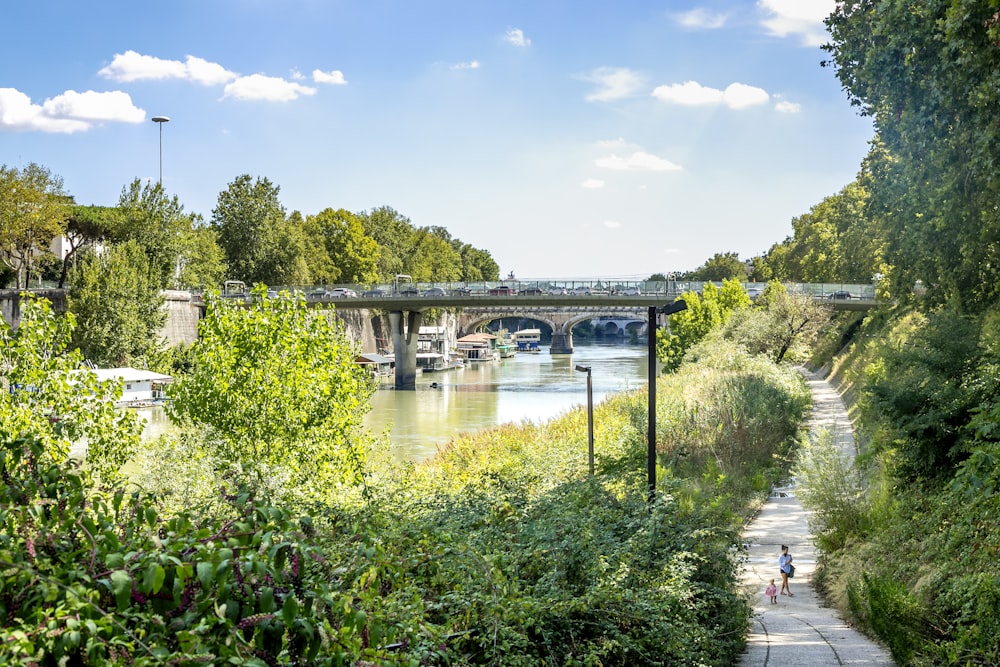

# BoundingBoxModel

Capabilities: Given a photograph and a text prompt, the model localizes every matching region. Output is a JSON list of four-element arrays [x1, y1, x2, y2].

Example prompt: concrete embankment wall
[[0, 289, 421, 356]]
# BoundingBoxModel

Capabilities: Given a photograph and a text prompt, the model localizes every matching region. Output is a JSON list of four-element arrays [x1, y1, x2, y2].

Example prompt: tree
[[176, 221, 226, 290], [824, 1, 1000, 309], [723, 281, 829, 363], [166, 288, 376, 494], [359, 206, 413, 280], [211, 174, 291, 285], [456, 242, 499, 281], [310, 208, 379, 284], [109, 179, 196, 289], [68, 241, 166, 368], [656, 279, 749, 371], [0, 163, 71, 288], [0, 294, 139, 482], [407, 227, 463, 282], [686, 252, 748, 281], [58, 205, 115, 288]]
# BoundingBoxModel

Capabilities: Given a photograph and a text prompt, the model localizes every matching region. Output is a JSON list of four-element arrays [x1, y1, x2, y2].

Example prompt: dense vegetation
[[0, 292, 810, 665]]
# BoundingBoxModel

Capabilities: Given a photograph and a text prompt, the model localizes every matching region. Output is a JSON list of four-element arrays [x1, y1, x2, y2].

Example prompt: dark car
[[362, 288, 387, 297], [521, 286, 545, 295], [827, 291, 853, 300], [423, 287, 447, 297]]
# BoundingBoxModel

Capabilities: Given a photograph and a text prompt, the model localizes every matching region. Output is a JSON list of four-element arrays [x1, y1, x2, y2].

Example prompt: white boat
[[511, 328, 542, 352]]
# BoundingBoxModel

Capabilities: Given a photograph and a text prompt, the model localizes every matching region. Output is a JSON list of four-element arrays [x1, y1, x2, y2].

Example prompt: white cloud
[[581, 67, 644, 102], [581, 178, 605, 189], [594, 151, 681, 172], [450, 60, 481, 70], [313, 69, 347, 85], [651, 80, 769, 109], [775, 99, 801, 113], [0, 87, 143, 133], [723, 82, 770, 109], [223, 74, 317, 101], [42, 90, 145, 122], [603, 220, 622, 229], [99, 50, 236, 84], [758, 0, 834, 47], [505, 28, 531, 47], [674, 8, 729, 29]]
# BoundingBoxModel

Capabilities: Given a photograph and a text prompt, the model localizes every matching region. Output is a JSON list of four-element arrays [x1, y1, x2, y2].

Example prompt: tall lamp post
[[647, 300, 687, 501], [575, 365, 594, 475], [151, 116, 170, 185]]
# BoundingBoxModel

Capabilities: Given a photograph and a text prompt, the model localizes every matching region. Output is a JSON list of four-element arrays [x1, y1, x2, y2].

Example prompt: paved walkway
[[737, 368, 895, 666]]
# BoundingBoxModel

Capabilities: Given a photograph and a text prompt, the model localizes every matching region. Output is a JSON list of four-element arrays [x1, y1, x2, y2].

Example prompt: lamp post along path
[[576, 365, 594, 475], [151, 116, 169, 185], [648, 300, 687, 501]]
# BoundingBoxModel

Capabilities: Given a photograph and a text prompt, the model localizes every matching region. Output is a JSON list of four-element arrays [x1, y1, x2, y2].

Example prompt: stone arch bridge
[[460, 306, 650, 354]]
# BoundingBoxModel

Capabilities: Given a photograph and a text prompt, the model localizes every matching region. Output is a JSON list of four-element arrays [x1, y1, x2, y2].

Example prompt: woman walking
[[779, 545, 794, 596]]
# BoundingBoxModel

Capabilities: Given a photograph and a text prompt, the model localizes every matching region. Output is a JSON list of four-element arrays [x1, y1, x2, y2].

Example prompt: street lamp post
[[575, 365, 594, 475], [151, 116, 170, 185], [647, 300, 687, 501]]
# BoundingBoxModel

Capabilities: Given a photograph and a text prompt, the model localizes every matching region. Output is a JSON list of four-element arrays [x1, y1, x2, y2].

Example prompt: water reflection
[[366, 342, 650, 462]]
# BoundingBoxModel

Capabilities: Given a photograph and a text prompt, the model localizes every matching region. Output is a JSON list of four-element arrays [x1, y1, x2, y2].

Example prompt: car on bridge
[[521, 286, 545, 295], [327, 288, 357, 298], [827, 290, 853, 300], [548, 287, 568, 295], [570, 286, 592, 295], [362, 288, 387, 297], [488, 285, 515, 296], [423, 287, 447, 297], [618, 286, 641, 296]]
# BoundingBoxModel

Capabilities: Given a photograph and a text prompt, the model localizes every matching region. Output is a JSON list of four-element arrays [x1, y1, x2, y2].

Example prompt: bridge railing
[[191, 280, 878, 301]]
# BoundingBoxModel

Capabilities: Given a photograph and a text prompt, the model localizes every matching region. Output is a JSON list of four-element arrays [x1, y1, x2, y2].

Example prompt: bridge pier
[[388, 310, 423, 389], [550, 329, 574, 355]]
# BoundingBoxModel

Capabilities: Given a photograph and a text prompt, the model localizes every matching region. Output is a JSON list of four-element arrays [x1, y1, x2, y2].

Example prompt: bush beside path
[[737, 368, 895, 666]]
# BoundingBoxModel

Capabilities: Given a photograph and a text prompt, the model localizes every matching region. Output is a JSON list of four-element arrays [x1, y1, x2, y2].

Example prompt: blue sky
[[1, 1, 872, 280]]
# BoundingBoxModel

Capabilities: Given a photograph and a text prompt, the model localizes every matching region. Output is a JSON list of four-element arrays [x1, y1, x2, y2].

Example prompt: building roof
[[91, 367, 173, 384], [457, 332, 496, 343], [356, 353, 393, 364]]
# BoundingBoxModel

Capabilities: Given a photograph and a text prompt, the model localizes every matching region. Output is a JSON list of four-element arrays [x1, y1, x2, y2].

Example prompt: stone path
[[737, 369, 895, 666]]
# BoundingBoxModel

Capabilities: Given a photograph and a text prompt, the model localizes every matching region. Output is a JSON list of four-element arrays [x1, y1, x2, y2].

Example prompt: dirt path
[[737, 368, 895, 666]]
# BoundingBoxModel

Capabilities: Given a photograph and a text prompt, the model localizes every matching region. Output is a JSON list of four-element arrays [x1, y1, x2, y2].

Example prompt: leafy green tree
[[68, 241, 166, 368], [176, 222, 226, 290], [0, 163, 71, 288], [0, 295, 139, 481], [358, 205, 412, 280], [656, 279, 748, 371], [408, 227, 463, 282], [293, 210, 336, 285], [723, 281, 829, 363], [311, 208, 378, 284], [824, 1, 1000, 309], [211, 174, 299, 285], [686, 252, 747, 281], [58, 205, 115, 288], [167, 288, 375, 495], [110, 179, 196, 289], [456, 242, 499, 281]]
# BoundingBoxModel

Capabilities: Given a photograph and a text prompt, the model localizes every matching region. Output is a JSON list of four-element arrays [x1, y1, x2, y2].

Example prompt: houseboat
[[417, 325, 463, 372], [91, 367, 174, 407], [456, 332, 500, 362], [511, 328, 542, 352], [356, 352, 394, 378]]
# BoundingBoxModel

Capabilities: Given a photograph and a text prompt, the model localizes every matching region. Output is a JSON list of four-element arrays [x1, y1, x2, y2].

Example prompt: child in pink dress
[[765, 579, 778, 604]]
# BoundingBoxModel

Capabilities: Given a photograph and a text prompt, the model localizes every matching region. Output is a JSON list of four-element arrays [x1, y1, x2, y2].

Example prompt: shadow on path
[[737, 368, 895, 666]]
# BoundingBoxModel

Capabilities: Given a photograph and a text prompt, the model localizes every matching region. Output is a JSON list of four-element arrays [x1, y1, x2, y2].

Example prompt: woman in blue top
[[778, 545, 793, 596]]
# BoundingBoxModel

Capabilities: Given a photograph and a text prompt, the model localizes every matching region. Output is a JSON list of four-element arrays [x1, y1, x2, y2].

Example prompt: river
[[136, 341, 652, 463]]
